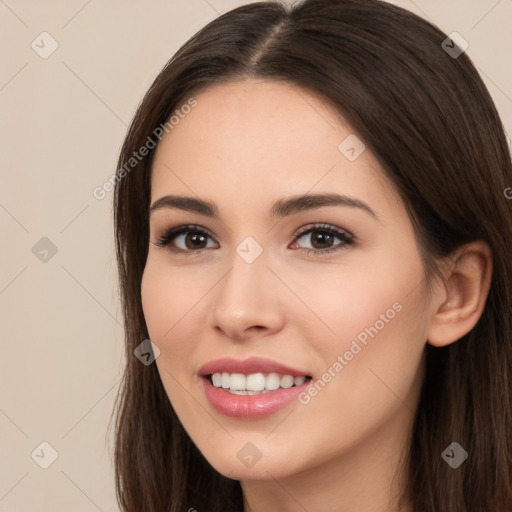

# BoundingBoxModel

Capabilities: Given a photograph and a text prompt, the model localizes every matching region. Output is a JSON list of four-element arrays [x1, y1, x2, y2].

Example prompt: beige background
[[0, 0, 510, 510]]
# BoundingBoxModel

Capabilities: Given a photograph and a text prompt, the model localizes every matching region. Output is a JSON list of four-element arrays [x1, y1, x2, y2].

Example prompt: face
[[141, 79, 433, 482]]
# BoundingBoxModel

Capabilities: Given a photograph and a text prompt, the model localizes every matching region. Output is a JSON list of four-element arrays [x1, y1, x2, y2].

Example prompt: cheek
[[140, 256, 223, 380], [141, 261, 191, 377], [141, 257, 207, 340], [293, 243, 429, 408], [304, 250, 429, 421], [140, 259, 205, 413], [286, 244, 427, 351]]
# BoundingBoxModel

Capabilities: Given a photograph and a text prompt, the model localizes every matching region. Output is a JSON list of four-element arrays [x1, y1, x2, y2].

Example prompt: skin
[[141, 79, 492, 512]]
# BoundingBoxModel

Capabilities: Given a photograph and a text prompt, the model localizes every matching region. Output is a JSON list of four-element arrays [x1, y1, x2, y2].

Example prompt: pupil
[[187, 233, 206, 249], [312, 231, 332, 249], [183, 231, 335, 250]]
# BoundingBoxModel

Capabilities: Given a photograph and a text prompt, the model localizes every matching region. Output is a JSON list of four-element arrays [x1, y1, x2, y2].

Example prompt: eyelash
[[152, 223, 355, 256]]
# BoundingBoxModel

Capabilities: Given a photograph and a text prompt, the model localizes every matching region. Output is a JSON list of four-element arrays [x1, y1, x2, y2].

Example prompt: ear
[[427, 240, 493, 347]]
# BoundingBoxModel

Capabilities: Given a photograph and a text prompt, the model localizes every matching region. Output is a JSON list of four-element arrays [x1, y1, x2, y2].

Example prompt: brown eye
[[183, 232, 208, 249], [154, 225, 218, 253], [292, 224, 354, 255], [309, 231, 336, 249]]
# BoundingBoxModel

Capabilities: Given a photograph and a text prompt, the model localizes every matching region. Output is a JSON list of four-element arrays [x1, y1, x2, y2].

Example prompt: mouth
[[206, 371, 312, 395], [198, 357, 313, 418]]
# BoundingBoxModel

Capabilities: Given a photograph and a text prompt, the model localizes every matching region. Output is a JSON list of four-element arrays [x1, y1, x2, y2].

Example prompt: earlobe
[[427, 240, 493, 348]]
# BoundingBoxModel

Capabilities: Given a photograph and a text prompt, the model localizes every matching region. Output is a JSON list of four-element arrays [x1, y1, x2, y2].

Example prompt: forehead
[[150, 79, 399, 216]]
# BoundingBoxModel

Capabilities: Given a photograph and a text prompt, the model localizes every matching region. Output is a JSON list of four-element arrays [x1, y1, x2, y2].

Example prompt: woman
[[111, 0, 512, 510]]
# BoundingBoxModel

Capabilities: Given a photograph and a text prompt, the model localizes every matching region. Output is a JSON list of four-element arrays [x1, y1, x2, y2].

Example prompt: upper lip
[[198, 357, 311, 377]]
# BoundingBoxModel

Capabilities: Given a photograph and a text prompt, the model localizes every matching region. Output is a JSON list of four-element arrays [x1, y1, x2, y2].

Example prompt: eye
[[152, 223, 354, 256], [290, 224, 354, 255], [153, 224, 218, 253]]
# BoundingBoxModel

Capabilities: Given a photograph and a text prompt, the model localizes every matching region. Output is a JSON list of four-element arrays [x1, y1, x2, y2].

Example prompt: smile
[[198, 357, 313, 418], [210, 372, 308, 394]]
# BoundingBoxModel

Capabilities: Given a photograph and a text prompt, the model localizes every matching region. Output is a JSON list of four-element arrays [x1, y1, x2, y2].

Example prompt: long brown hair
[[111, 1, 512, 510]]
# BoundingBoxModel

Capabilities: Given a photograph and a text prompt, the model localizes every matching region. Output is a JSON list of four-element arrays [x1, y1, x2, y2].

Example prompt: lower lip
[[201, 376, 311, 419]]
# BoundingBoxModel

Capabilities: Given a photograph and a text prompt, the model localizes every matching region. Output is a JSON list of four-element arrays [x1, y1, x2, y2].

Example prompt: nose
[[207, 251, 286, 342]]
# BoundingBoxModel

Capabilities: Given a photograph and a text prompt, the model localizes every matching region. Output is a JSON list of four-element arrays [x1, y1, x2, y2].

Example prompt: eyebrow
[[149, 193, 378, 220]]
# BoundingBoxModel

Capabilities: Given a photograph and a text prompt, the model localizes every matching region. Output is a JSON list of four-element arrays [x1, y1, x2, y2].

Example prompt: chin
[[199, 441, 307, 481]]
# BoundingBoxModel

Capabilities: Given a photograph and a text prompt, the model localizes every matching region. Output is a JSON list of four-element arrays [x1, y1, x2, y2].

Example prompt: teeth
[[221, 372, 230, 389], [246, 373, 266, 391], [294, 376, 306, 386], [280, 375, 294, 388], [230, 373, 246, 390], [210, 371, 309, 393], [266, 372, 280, 390], [211, 373, 222, 387], [229, 389, 264, 395]]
